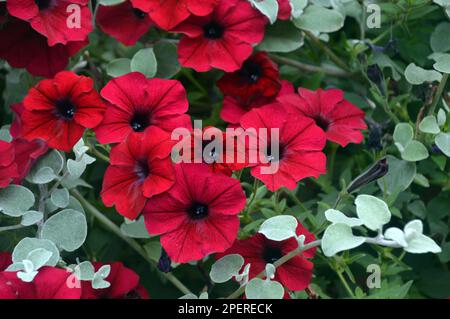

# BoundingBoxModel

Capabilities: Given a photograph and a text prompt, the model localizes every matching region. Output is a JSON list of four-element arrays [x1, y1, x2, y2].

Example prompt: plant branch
[[70, 189, 192, 295], [428, 73, 449, 116]]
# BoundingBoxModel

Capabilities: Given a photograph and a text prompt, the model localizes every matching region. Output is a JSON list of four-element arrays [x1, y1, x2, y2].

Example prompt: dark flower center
[[266, 143, 285, 163], [133, 8, 146, 19], [203, 22, 224, 39], [262, 246, 283, 264], [188, 202, 209, 220], [130, 113, 150, 132], [315, 116, 330, 131], [55, 98, 76, 120], [135, 160, 149, 180], [240, 60, 263, 84], [35, 0, 52, 10], [124, 290, 142, 299]]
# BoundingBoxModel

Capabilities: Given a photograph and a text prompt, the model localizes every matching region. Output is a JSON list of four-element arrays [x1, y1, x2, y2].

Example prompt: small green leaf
[[154, 41, 180, 78], [210, 254, 244, 284], [321, 223, 365, 257], [106, 58, 131, 78], [21, 211, 43, 226], [325, 209, 363, 227], [437, 109, 447, 127], [355, 195, 391, 231], [401, 141, 429, 162], [384, 227, 408, 247], [404, 63, 442, 85], [92, 265, 111, 289], [258, 215, 298, 241], [293, 5, 345, 33], [430, 22, 450, 53], [419, 115, 440, 134], [0, 185, 35, 217], [12, 238, 60, 267], [99, 0, 126, 5], [50, 188, 70, 208], [249, 0, 279, 24], [433, 54, 450, 73], [258, 21, 304, 53], [120, 216, 150, 239], [74, 261, 96, 281], [131, 48, 157, 78], [393, 123, 413, 148], [26, 248, 53, 270], [26, 150, 63, 184], [377, 156, 416, 195], [41, 209, 88, 252], [245, 278, 284, 299], [435, 132, 450, 157]]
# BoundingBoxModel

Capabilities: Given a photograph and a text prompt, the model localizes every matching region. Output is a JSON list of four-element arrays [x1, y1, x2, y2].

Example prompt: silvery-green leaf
[[293, 5, 345, 33], [66, 196, 85, 213], [433, 54, 450, 73], [249, 0, 279, 24], [51, 188, 70, 208], [325, 209, 363, 227], [29, 167, 57, 184], [290, 0, 308, 18], [321, 223, 365, 257], [26, 248, 52, 270], [99, 0, 126, 5], [404, 219, 423, 236], [0, 185, 35, 217], [154, 41, 180, 78], [6, 262, 25, 272], [355, 195, 391, 231], [12, 238, 60, 267], [430, 22, 450, 53], [92, 265, 111, 289], [384, 227, 408, 247], [401, 141, 429, 162], [17, 270, 38, 282], [414, 174, 430, 188], [120, 216, 150, 239], [258, 21, 304, 53], [259, 215, 298, 241], [106, 58, 131, 77], [245, 278, 284, 299], [22, 259, 34, 273], [74, 261, 96, 281], [20, 211, 43, 226], [67, 159, 87, 178], [199, 292, 209, 299], [41, 209, 87, 252], [96, 265, 111, 279], [73, 139, 89, 160], [393, 123, 413, 147], [61, 176, 92, 190], [435, 132, 450, 157], [131, 49, 157, 78], [419, 116, 440, 134], [210, 254, 244, 283], [26, 150, 64, 183], [404, 233, 442, 254], [377, 156, 416, 195], [179, 293, 198, 299], [404, 63, 442, 85], [437, 109, 447, 127], [0, 126, 12, 142], [265, 264, 276, 279]]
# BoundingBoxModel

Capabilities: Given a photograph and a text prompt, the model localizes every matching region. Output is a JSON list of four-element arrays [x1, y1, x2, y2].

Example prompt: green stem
[[89, 146, 110, 163], [336, 270, 356, 298], [70, 189, 192, 295], [0, 224, 29, 233], [428, 73, 449, 116]]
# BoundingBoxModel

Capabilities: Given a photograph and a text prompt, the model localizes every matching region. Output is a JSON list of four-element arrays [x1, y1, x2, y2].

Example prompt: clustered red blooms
[[0, 253, 148, 299], [0, 0, 369, 298]]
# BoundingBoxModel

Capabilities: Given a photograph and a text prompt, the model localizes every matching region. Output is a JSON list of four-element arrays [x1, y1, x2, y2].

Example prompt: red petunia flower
[[96, 1, 154, 46], [217, 52, 282, 101], [95, 72, 192, 145], [10, 103, 49, 184], [172, 0, 267, 72], [131, 0, 218, 30], [143, 163, 246, 263], [0, 10, 87, 78], [101, 127, 175, 220], [278, 88, 367, 147], [0, 141, 19, 188], [6, 0, 92, 46], [81, 262, 149, 299], [217, 221, 316, 291], [221, 80, 294, 124], [0, 266, 82, 299], [239, 103, 327, 191], [20, 71, 106, 152], [277, 0, 292, 20]]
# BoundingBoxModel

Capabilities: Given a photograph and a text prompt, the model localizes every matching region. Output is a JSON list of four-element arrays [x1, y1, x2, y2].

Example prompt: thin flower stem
[[428, 73, 449, 116], [70, 189, 192, 295], [0, 224, 29, 233], [89, 145, 110, 162], [336, 270, 356, 298]]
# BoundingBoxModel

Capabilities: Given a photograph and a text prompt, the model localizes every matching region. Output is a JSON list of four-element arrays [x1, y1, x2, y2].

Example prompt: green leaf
[[393, 123, 413, 148], [249, 0, 279, 24], [99, 0, 126, 5], [28, 167, 57, 184], [437, 109, 447, 127], [435, 132, 450, 157], [106, 58, 131, 78], [245, 278, 284, 299], [26, 248, 53, 270], [0, 185, 35, 217], [209, 254, 244, 283], [324, 209, 363, 227], [433, 54, 450, 73], [419, 115, 440, 134], [401, 141, 429, 162], [154, 41, 180, 78], [404, 63, 442, 85], [258, 21, 304, 53], [384, 227, 408, 247], [20, 211, 43, 226], [377, 156, 416, 195], [74, 261, 96, 281], [26, 150, 64, 184], [67, 159, 87, 178], [120, 216, 150, 239], [293, 5, 345, 33], [355, 195, 391, 231], [258, 215, 298, 241], [50, 188, 70, 208], [131, 48, 157, 78], [41, 209, 88, 252], [92, 265, 111, 289], [321, 223, 365, 257], [12, 238, 60, 267], [290, 0, 308, 18], [404, 220, 442, 254], [430, 22, 450, 53], [143, 241, 162, 262]]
